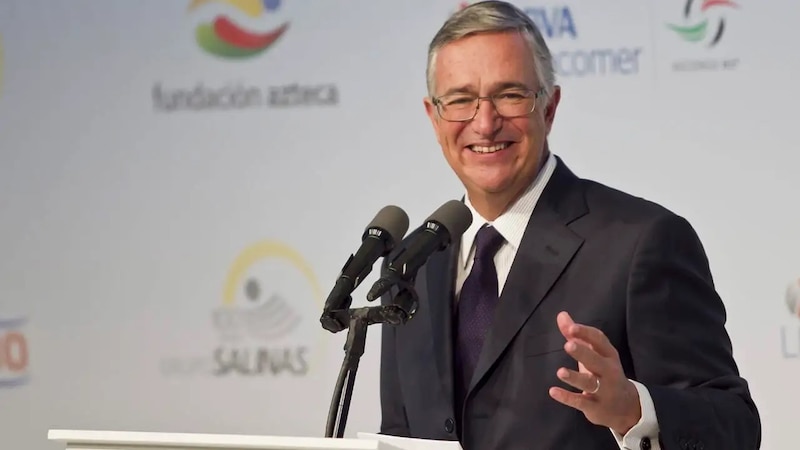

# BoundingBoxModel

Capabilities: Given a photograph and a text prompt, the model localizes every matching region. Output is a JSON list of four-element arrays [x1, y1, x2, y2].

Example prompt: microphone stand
[[322, 281, 419, 439]]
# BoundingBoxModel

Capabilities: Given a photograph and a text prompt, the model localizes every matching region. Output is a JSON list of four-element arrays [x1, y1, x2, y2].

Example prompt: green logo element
[[667, 0, 739, 47]]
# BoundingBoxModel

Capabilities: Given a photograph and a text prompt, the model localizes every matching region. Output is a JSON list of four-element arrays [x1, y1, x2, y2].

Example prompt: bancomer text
[[525, 6, 642, 77], [553, 48, 642, 77]]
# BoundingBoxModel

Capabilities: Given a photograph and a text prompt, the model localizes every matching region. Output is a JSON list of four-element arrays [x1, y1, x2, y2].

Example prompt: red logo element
[[700, 0, 738, 12], [0, 317, 29, 388]]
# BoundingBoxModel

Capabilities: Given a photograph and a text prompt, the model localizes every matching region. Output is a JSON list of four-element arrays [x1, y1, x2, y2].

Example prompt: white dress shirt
[[455, 152, 661, 450]]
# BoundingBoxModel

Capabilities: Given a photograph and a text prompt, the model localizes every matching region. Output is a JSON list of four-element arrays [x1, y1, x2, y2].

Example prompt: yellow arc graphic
[[187, 0, 265, 17], [223, 240, 322, 306], [221, 240, 327, 375]]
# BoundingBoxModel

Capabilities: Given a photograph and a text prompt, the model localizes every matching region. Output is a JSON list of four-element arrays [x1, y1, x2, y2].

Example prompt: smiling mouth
[[468, 142, 511, 154]]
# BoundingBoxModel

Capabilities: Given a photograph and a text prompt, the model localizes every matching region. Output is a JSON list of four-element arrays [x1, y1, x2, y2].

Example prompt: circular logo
[[667, 0, 739, 47], [188, 0, 289, 59], [213, 240, 325, 376]]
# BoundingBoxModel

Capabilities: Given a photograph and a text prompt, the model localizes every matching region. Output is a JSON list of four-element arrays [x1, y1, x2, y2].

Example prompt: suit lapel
[[468, 158, 588, 393], [426, 236, 459, 407]]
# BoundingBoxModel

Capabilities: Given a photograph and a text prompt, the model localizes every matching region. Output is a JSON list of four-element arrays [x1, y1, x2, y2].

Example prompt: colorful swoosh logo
[[667, 0, 738, 47], [188, 0, 288, 59]]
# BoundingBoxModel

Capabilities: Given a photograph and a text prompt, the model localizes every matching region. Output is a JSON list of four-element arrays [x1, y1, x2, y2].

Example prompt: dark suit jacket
[[379, 157, 760, 450]]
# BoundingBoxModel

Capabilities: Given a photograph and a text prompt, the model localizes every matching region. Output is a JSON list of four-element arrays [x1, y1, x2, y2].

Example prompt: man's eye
[[446, 97, 474, 105]]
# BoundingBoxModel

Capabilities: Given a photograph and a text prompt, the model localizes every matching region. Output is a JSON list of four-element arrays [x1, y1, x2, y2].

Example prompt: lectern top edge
[[47, 429, 393, 450]]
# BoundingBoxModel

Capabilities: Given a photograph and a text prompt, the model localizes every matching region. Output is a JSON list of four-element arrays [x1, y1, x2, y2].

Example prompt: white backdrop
[[0, 1, 798, 449]]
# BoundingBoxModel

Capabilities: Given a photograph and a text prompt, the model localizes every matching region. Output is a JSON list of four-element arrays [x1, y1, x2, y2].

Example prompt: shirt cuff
[[610, 380, 660, 450]]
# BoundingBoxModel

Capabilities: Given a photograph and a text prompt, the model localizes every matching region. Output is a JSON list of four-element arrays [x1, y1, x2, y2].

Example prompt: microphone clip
[[371, 276, 420, 326], [318, 276, 419, 333], [322, 274, 419, 440], [319, 299, 353, 334]]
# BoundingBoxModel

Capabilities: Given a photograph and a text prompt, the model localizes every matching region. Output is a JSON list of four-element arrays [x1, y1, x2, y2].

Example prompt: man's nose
[[471, 98, 502, 135]]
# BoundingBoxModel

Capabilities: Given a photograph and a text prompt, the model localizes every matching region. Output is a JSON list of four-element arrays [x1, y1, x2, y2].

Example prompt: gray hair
[[426, 1, 556, 100]]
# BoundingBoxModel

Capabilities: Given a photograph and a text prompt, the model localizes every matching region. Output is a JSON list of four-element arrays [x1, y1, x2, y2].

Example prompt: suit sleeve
[[379, 293, 411, 437], [626, 213, 761, 450]]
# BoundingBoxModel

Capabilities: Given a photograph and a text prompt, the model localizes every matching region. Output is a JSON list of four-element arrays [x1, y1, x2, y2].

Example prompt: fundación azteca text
[[152, 82, 340, 112]]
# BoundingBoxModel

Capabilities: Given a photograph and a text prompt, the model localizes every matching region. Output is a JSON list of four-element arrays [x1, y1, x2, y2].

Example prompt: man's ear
[[424, 97, 443, 142], [543, 86, 561, 135]]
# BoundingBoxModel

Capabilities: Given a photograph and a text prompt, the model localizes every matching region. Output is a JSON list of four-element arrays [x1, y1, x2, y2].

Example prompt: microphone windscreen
[[365, 205, 410, 246], [426, 200, 472, 238]]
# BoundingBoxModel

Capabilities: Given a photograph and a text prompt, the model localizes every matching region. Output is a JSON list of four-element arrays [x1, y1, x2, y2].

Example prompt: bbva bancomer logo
[[455, 2, 643, 77]]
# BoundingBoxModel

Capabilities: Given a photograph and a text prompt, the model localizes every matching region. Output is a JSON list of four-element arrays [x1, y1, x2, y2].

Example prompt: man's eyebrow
[[439, 85, 476, 96], [492, 81, 531, 91], [438, 81, 532, 97]]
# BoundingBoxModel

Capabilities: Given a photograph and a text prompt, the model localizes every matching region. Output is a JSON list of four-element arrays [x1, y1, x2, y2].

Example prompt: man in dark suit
[[378, 2, 761, 449]]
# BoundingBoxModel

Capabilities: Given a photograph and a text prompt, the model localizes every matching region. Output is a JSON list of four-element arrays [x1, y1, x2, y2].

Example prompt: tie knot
[[473, 224, 504, 262]]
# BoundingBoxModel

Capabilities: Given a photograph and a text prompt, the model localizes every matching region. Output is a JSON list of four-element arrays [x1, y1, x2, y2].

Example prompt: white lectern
[[47, 430, 402, 450]]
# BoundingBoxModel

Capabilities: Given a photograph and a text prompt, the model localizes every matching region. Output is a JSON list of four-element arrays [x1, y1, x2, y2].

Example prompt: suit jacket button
[[640, 437, 651, 450], [444, 418, 455, 433]]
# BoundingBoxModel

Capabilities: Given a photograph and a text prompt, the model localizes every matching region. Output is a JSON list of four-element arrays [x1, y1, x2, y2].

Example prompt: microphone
[[320, 205, 410, 333], [366, 200, 472, 301]]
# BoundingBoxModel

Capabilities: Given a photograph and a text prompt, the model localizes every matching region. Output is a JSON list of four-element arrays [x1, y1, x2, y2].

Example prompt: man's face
[[425, 31, 560, 202]]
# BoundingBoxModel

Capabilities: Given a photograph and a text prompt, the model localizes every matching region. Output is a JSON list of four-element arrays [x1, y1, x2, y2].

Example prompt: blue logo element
[[523, 5, 642, 77]]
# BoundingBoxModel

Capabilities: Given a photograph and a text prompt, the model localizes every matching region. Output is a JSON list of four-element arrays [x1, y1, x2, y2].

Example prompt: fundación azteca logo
[[667, 0, 738, 48], [188, 0, 288, 59], [152, 0, 338, 112], [160, 241, 324, 378], [781, 278, 800, 359], [0, 316, 30, 388]]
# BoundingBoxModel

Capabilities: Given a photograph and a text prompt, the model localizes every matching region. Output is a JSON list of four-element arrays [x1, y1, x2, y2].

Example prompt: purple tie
[[453, 224, 505, 417]]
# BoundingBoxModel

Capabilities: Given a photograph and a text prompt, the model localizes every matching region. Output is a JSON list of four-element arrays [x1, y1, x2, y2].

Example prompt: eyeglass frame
[[430, 86, 547, 122]]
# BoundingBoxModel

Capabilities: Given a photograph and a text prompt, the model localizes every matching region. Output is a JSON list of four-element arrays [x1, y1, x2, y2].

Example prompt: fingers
[[556, 367, 599, 394], [548, 386, 597, 411], [552, 312, 641, 433], [556, 310, 575, 337], [557, 311, 617, 358], [564, 335, 607, 375], [571, 325, 617, 358]]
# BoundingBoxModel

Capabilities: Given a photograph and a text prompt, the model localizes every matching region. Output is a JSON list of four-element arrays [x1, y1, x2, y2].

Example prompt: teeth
[[471, 143, 508, 153]]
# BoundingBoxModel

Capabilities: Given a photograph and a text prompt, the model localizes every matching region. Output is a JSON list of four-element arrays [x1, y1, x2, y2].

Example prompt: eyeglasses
[[431, 87, 546, 122]]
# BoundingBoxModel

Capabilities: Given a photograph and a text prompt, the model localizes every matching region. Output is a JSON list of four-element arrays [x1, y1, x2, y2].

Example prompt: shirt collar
[[459, 152, 558, 269]]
